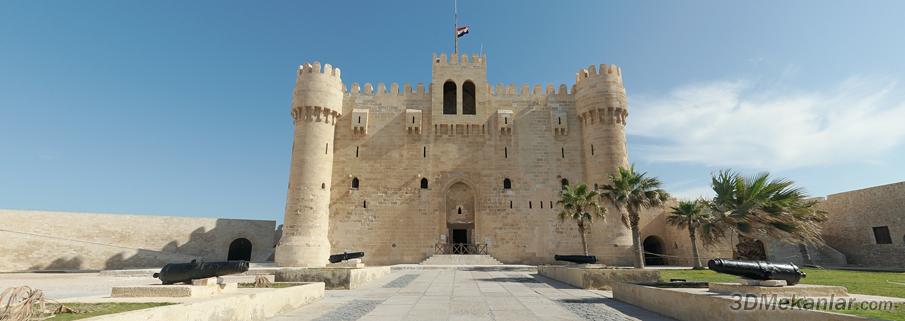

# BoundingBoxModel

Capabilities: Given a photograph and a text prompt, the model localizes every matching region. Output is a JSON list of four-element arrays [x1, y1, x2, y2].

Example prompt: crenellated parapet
[[433, 52, 487, 65], [292, 61, 344, 120], [345, 82, 431, 96], [488, 83, 574, 96], [574, 63, 628, 126]]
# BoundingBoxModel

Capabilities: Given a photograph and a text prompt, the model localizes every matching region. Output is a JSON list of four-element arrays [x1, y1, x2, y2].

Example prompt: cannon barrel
[[707, 258, 806, 285], [554, 255, 598, 264], [329, 251, 365, 263], [153, 260, 249, 285]]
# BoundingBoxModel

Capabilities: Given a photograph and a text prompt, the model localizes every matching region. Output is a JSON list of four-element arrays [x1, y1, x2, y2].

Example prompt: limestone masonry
[[276, 52, 642, 267]]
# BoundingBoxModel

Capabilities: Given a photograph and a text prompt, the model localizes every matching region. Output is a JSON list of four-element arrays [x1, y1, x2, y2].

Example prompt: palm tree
[[557, 184, 607, 256], [667, 200, 711, 269], [599, 165, 670, 268], [701, 170, 826, 247]]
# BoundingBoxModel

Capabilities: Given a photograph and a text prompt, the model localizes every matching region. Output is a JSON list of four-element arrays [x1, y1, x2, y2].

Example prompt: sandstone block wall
[[0, 209, 276, 271]]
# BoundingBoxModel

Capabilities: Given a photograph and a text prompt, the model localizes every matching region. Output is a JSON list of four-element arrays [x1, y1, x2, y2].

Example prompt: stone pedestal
[[111, 278, 238, 298], [708, 282, 849, 297], [327, 258, 364, 268]]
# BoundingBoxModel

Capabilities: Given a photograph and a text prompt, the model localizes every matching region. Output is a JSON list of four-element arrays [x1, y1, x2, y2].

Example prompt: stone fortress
[[277, 52, 687, 268]]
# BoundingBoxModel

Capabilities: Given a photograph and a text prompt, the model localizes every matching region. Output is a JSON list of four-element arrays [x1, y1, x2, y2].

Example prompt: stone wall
[[818, 181, 905, 268], [0, 209, 277, 271]]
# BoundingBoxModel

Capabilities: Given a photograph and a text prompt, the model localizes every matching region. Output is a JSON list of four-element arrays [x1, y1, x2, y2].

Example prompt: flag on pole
[[456, 25, 470, 38]]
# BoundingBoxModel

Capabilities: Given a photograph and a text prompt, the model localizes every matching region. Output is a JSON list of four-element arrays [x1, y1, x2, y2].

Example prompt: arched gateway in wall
[[444, 182, 476, 254]]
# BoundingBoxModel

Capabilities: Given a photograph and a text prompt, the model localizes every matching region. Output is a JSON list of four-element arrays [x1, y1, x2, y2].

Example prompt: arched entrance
[[446, 182, 475, 254], [643, 236, 667, 266], [735, 236, 766, 260], [228, 238, 252, 261]]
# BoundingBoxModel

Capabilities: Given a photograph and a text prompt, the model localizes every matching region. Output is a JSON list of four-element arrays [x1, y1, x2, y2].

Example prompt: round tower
[[275, 61, 343, 267], [575, 63, 633, 265]]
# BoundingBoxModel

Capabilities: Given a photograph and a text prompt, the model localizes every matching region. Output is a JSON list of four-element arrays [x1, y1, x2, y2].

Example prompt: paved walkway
[[268, 269, 675, 321]]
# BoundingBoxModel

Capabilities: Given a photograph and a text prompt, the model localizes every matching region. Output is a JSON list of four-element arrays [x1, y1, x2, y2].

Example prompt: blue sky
[[2, 1, 904, 222]]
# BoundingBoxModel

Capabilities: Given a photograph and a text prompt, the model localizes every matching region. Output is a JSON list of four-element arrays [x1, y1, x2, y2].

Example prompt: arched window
[[420, 178, 429, 189], [443, 81, 457, 114], [227, 238, 252, 261], [463, 81, 476, 115], [561, 178, 569, 189], [351, 177, 360, 189], [503, 178, 512, 190]]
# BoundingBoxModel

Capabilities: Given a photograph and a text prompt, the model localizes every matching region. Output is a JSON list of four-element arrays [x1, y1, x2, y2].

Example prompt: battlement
[[297, 61, 342, 79], [488, 83, 574, 97], [575, 64, 622, 86], [433, 52, 487, 65], [345, 82, 430, 96]]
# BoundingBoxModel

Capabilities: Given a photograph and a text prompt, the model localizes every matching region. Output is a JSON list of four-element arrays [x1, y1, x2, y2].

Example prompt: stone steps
[[419, 254, 503, 266]]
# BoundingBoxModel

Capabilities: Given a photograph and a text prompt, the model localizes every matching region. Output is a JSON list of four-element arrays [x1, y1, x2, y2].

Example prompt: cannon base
[[708, 282, 849, 297], [111, 277, 239, 298]]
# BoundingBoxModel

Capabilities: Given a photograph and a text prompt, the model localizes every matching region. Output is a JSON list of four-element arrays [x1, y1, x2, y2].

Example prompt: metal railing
[[435, 243, 487, 255]]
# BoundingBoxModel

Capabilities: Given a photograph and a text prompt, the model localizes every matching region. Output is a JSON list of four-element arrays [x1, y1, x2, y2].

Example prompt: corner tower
[[275, 62, 343, 267], [575, 64, 628, 186], [575, 64, 633, 265]]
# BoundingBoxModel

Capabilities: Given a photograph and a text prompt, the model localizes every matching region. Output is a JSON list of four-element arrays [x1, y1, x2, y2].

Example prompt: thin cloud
[[628, 77, 905, 169]]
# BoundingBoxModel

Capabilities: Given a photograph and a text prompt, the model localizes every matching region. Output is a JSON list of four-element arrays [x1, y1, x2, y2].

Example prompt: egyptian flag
[[456, 25, 470, 38]]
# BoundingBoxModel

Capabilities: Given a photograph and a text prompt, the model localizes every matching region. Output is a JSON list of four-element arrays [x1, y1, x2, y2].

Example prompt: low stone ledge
[[537, 265, 660, 290], [275, 266, 391, 289], [612, 282, 869, 321], [87, 282, 325, 321], [709, 282, 849, 297]]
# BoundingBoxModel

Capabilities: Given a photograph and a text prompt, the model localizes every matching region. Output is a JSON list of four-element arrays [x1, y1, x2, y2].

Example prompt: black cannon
[[329, 251, 365, 263], [554, 255, 598, 264], [707, 258, 806, 285], [153, 260, 249, 285]]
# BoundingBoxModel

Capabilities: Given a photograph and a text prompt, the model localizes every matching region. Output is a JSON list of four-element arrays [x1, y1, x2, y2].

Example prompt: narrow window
[[363, 200, 367, 208], [591, 144, 595, 155], [321, 183, 325, 189], [561, 147, 565, 159], [443, 81, 457, 114], [504, 117, 508, 125], [412, 116, 415, 124], [558, 117, 562, 125], [463, 81, 476, 115], [357, 116, 361, 123], [420, 178, 429, 189], [457, 207, 463, 214], [549, 201, 553, 208], [325, 143, 329, 154], [540, 201, 543, 209], [503, 178, 512, 190], [529, 201, 533, 209], [351, 177, 360, 189], [504, 147, 508, 158], [509, 200, 513, 209], [873, 226, 892, 244], [355, 146, 359, 158], [423, 146, 427, 158], [594, 183, 599, 190], [561, 178, 569, 190]]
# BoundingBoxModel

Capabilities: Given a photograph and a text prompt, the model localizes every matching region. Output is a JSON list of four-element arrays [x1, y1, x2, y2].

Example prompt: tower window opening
[[357, 116, 361, 123], [549, 201, 553, 208], [326, 143, 329, 154], [443, 81, 457, 114], [457, 207, 462, 215], [363, 200, 367, 208], [412, 116, 415, 124], [463, 81, 476, 115], [351, 177, 360, 189], [355, 146, 359, 158], [420, 178, 429, 189], [504, 147, 508, 158], [561, 178, 569, 189], [591, 144, 595, 155], [529, 201, 533, 209], [561, 147, 565, 159], [558, 117, 562, 125], [509, 200, 513, 209], [540, 201, 543, 209], [423, 146, 427, 158], [504, 117, 508, 124], [321, 183, 325, 189], [503, 178, 512, 190]]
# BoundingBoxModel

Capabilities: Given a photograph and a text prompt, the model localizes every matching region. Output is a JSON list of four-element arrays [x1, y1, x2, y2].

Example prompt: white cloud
[[628, 77, 905, 169], [668, 186, 715, 201]]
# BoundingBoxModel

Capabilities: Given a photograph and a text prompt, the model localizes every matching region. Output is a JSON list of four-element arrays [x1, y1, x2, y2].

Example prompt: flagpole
[[454, 0, 459, 55]]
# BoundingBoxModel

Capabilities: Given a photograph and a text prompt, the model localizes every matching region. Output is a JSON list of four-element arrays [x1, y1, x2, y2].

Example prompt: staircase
[[420, 254, 503, 265]]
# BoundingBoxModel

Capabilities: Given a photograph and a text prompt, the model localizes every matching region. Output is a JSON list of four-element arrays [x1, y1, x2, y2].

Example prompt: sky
[[2, 0, 904, 222]]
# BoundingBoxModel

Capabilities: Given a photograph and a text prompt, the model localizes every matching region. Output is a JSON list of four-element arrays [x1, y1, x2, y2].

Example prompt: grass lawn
[[659, 268, 905, 320], [45, 302, 172, 320]]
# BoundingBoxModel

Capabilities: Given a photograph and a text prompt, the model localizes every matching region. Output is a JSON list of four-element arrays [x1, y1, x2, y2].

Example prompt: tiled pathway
[[268, 269, 675, 321]]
